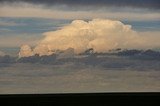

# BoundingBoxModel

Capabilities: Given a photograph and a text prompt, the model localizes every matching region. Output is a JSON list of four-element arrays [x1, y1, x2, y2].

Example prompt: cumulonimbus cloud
[[19, 19, 160, 57]]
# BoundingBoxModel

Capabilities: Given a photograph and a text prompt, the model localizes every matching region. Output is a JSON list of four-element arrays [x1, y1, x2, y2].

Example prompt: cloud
[[0, 34, 42, 48], [137, 31, 160, 48], [18, 45, 33, 57], [19, 19, 160, 57], [0, 2, 159, 21], [1, 0, 160, 10]]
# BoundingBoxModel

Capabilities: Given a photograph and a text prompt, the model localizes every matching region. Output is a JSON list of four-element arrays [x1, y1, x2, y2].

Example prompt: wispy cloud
[[0, 34, 42, 48]]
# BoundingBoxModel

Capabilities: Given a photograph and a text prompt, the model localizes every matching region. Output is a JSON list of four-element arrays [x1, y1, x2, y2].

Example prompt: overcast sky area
[[0, 0, 160, 55], [0, 0, 160, 20]]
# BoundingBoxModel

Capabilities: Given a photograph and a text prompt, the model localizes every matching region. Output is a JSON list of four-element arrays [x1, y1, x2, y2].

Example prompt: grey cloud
[[0, 0, 160, 10]]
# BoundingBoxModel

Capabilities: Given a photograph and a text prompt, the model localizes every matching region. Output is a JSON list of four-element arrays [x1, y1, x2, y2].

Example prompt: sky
[[0, 0, 160, 56]]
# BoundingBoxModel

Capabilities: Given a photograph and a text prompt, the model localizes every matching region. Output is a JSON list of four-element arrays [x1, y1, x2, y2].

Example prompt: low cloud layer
[[19, 19, 160, 57]]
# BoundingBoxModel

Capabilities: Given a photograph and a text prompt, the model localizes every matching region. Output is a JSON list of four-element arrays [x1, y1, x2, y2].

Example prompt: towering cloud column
[[19, 45, 33, 58], [39, 19, 139, 54]]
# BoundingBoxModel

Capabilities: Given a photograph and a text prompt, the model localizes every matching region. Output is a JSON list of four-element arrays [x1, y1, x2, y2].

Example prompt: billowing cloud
[[19, 19, 160, 57], [33, 44, 54, 56], [19, 45, 34, 57]]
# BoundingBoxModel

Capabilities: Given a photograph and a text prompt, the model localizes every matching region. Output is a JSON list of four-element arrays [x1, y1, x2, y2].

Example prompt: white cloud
[[19, 19, 160, 57], [18, 45, 33, 57]]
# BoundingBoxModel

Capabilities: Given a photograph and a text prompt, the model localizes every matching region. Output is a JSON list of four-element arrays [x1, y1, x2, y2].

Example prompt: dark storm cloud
[[0, 0, 160, 9]]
